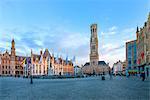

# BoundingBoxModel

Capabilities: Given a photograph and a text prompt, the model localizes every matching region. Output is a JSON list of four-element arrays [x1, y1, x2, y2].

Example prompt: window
[[134, 60, 137, 64], [93, 28, 94, 33], [128, 61, 131, 64], [92, 45, 95, 50], [93, 61, 95, 65]]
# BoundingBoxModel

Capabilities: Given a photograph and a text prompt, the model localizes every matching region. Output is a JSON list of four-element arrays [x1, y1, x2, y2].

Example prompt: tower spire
[[136, 26, 139, 39], [136, 26, 139, 33], [11, 38, 15, 62]]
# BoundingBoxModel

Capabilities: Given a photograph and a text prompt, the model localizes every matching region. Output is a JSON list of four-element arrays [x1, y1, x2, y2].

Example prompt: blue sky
[[0, 0, 150, 67]]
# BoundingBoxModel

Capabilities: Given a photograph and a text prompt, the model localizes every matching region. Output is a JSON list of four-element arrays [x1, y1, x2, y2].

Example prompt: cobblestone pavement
[[0, 76, 150, 100]]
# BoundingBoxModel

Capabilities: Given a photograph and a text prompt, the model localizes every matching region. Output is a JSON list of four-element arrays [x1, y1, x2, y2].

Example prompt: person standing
[[109, 67, 112, 80]]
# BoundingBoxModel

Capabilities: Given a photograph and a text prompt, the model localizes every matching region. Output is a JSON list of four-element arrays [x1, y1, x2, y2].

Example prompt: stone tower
[[10, 39, 16, 75], [11, 39, 16, 57], [90, 24, 99, 66]]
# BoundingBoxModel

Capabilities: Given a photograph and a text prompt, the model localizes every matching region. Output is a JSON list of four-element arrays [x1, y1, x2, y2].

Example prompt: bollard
[[102, 75, 105, 80]]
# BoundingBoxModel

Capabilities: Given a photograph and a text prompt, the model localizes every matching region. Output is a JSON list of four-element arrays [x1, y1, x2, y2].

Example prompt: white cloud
[[108, 26, 117, 31], [34, 40, 43, 46], [59, 33, 89, 49], [101, 26, 117, 36], [122, 28, 135, 33]]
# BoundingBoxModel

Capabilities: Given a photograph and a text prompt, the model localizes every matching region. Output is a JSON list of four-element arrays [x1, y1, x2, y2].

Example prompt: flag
[[39, 54, 43, 64], [21, 58, 26, 65], [56, 54, 59, 64], [27, 57, 31, 64], [6, 42, 9, 49], [72, 56, 76, 66], [66, 55, 68, 65], [26, 57, 31, 72], [72, 56, 75, 63]]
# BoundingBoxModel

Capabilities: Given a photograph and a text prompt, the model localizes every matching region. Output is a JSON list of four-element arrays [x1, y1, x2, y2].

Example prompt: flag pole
[[30, 51, 33, 84]]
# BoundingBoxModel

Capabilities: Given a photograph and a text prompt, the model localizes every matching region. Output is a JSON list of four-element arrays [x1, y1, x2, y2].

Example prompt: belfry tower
[[90, 24, 99, 66]]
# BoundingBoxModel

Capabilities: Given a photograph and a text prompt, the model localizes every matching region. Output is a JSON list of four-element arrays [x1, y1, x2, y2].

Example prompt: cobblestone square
[[0, 76, 149, 100]]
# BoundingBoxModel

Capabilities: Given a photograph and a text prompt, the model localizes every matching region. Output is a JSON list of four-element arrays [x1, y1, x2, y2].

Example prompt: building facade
[[136, 13, 150, 76], [31, 49, 50, 76], [112, 60, 123, 75], [0, 39, 25, 76], [126, 40, 137, 70], [74, 65, 81, 76], [0, 39, 74, 77], [82, 24, 109, 75], [31, 49, 74, 76]]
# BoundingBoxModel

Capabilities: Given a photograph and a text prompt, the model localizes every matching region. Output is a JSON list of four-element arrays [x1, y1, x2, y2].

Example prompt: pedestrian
[[109, 68, 112, 80], [141, 71, 145, 81], [126, 70, 129, 78]]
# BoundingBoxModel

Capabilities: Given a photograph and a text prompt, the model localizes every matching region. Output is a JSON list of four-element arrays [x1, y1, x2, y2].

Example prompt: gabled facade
[[136, 13, 150, 75], [0, 39, 25, 76]]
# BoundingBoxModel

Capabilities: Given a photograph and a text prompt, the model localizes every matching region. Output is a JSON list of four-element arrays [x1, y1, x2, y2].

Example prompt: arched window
[[95, 29, 96, 33], [93, 61, 95, 65]]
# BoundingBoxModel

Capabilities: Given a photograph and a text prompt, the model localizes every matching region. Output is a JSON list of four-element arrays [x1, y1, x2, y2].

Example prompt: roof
[[74, 65, 80, 68], [43, 49, 50, 58], [84, 62, 90, 66], [98, 61, 107, 65], [84, 61, 107, 67], [126, 40, 136, 44]]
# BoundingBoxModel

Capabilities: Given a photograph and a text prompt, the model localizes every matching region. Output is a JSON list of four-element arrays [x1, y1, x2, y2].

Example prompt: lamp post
[[28, 56, 33, 84], [102, 67, 105, 80]]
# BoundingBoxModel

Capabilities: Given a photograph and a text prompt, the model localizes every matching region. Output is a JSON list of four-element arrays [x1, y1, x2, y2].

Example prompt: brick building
[[0, 39, 25, 77]]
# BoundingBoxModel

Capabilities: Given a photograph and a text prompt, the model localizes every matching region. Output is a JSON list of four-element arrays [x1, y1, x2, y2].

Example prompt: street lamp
[[28, 57, 33, 84], [30, 64, 33, 84]]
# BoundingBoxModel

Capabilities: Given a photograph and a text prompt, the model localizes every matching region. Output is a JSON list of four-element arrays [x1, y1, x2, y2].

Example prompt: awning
[[128, 70, 138, 73]]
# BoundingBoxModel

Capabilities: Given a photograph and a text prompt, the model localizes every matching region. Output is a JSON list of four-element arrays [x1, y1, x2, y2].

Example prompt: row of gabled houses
[[0, 39, 74, 77]]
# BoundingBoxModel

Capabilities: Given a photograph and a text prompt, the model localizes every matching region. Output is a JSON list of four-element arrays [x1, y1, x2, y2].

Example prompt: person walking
[[141, 71, 145, 81], [109, 68, 112, 80]]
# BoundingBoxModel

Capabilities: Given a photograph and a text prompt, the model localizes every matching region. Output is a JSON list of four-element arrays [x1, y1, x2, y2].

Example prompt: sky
[[0, 0, 150, 67]]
